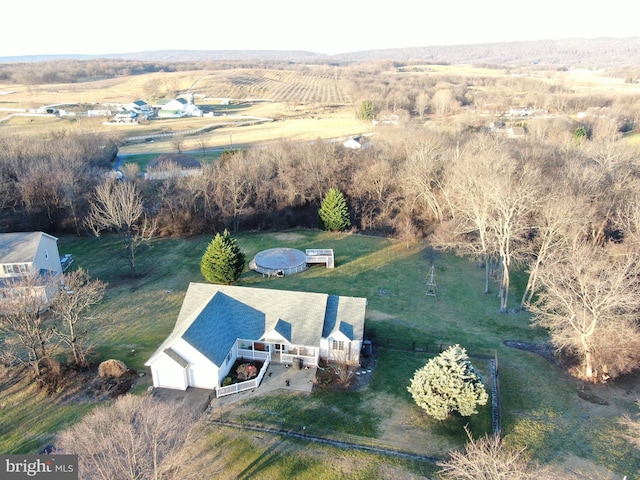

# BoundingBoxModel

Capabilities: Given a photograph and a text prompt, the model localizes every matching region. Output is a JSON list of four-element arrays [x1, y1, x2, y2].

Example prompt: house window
[[332, 340, 344, 351], [226, 351, 232, 365], [3, 264, 27, 275], [44, 250, 49, 259], [274, 343, 284, 351]]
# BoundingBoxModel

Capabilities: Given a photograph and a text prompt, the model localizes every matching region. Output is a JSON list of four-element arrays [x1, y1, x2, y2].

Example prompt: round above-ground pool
[[249, 247, 308, 277]]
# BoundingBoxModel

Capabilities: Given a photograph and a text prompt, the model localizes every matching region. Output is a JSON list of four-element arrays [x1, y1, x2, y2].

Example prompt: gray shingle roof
[[322, 295, 366, 340], [182, 292, 265, 365], [0, 232, 54, 264], [146, 283, 367, 368]]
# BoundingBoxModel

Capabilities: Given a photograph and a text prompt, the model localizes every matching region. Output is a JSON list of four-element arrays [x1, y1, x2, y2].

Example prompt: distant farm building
[[157, 95, 203, 118]]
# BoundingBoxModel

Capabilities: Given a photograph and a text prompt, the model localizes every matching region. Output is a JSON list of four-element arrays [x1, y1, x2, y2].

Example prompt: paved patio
[[210, 362, 317, 409]]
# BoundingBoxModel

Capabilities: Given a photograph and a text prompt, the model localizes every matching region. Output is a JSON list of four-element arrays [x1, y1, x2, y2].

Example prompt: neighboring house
[[144, 153, 203, 180], [0, 232, 64, 303], [145, 283, 367, 391], [489, 122, 526, 139], [158, 95, 203, 118], [110, 100, 152, 123], [343, 136, 368, 149], [373, 113, 399, 126], [124, 100, 152, 115], [112, 110, 139, 123]]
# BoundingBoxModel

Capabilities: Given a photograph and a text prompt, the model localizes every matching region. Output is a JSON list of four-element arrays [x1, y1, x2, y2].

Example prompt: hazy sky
[[3, 0, 637, 57]]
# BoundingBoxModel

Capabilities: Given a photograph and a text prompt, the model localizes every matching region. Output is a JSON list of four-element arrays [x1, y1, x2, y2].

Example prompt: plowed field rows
[[187, 68, 349, 104]]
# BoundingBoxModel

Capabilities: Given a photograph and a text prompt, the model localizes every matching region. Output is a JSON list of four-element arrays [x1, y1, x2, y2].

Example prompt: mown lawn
[[1, 230, 638, 477], [119, 150, 222, 173]]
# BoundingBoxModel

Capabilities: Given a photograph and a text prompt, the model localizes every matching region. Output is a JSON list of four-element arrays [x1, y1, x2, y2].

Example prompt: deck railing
[[237, 349, 270, 361]]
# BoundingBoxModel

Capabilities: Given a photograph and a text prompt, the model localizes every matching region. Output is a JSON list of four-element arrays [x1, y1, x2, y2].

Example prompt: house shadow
[[235, 439, 298, 479]]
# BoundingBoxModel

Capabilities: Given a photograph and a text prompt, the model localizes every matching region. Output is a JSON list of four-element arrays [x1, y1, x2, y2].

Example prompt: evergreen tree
[[573, 125, 588, 142], [408, 345, 488, 421], [200, 230, 246, 285], [319, 188, 351, 232], [357, 99, 375, 121]]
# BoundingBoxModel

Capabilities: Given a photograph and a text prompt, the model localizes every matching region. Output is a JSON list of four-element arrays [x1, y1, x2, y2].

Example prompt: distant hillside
[[333, 37, 640, 67], [1, 38, 639, 66]]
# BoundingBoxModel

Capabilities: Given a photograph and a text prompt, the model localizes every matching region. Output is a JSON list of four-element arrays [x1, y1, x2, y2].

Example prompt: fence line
[[206, 418, 442, 464], [372, 338, 502, 437], [123, 116, 273, 143]]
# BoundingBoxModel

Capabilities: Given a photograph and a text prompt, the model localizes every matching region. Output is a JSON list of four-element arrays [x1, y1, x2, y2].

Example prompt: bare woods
[[2, 56, 640, 383]]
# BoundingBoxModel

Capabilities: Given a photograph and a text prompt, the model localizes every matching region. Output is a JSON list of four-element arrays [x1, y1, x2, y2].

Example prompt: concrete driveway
[[151, 386, 214, 414]]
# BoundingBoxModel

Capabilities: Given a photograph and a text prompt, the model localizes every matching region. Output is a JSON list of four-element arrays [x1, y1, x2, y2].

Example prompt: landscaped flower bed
[[222, 358, 264, 387]]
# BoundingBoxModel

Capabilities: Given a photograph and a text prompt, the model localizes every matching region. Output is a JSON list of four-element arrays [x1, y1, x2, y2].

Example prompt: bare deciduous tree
[[486, 160, 540, 313], [530, 243, 640, 382], [399, 140, 447, 224], [171, 135, 185, 153], [212, 152, 253, 232], [0, 274, 58, 378], [415, 92, 430, 120], [57, 394, 198, 480], [87, 179, 155, 276], [432, 89, 453, 116], [438, 427, 551, 480], [520, 186, 590, 308], [350, 158, 399, 230], [52, 268, 106, 367]]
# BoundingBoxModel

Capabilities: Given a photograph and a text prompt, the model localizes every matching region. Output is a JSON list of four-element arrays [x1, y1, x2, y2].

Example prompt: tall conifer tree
[[319, 188, 351, 232], [200, 230, 245, 285]]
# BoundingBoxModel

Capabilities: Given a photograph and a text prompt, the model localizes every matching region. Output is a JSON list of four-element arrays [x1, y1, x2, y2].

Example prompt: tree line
[[2, 97, 640, 383]]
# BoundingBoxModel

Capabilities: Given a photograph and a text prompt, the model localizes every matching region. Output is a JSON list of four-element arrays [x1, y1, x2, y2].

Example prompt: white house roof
[[0, 232, 57, 264], [146, 283, 366, 367]]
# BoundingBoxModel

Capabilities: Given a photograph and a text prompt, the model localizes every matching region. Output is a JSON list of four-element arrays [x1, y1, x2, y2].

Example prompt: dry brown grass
[[118, 104, 367, 154], [0, 67, 367, 151]]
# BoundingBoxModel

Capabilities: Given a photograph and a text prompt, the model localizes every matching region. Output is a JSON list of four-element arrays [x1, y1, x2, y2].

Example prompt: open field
[[0, 67, 350, 108], [1, 230, 638, 478], [2, 62, 639, 159], [1, 61, 640, 477], [117, 104, 368, 155]]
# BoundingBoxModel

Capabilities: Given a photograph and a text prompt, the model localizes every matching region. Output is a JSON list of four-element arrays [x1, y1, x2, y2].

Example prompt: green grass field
[[1, 230, 638, 477]]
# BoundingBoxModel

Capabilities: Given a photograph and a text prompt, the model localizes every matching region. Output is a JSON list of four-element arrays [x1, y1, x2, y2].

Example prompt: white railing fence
[[215, 355, 271, 398], [237, 349, 270, 361]]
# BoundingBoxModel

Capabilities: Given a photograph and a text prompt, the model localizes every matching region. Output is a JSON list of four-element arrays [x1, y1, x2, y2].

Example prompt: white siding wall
[[173, 339, 219, 389], [150, 354, 188, 390], [325, 332, 361, 365], [34, 235, 62, 276]]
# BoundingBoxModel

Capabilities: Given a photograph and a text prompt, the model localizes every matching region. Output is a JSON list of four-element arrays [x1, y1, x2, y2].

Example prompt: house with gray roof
[[145, 283, 367, 391], [0, 231, 63, 303]]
